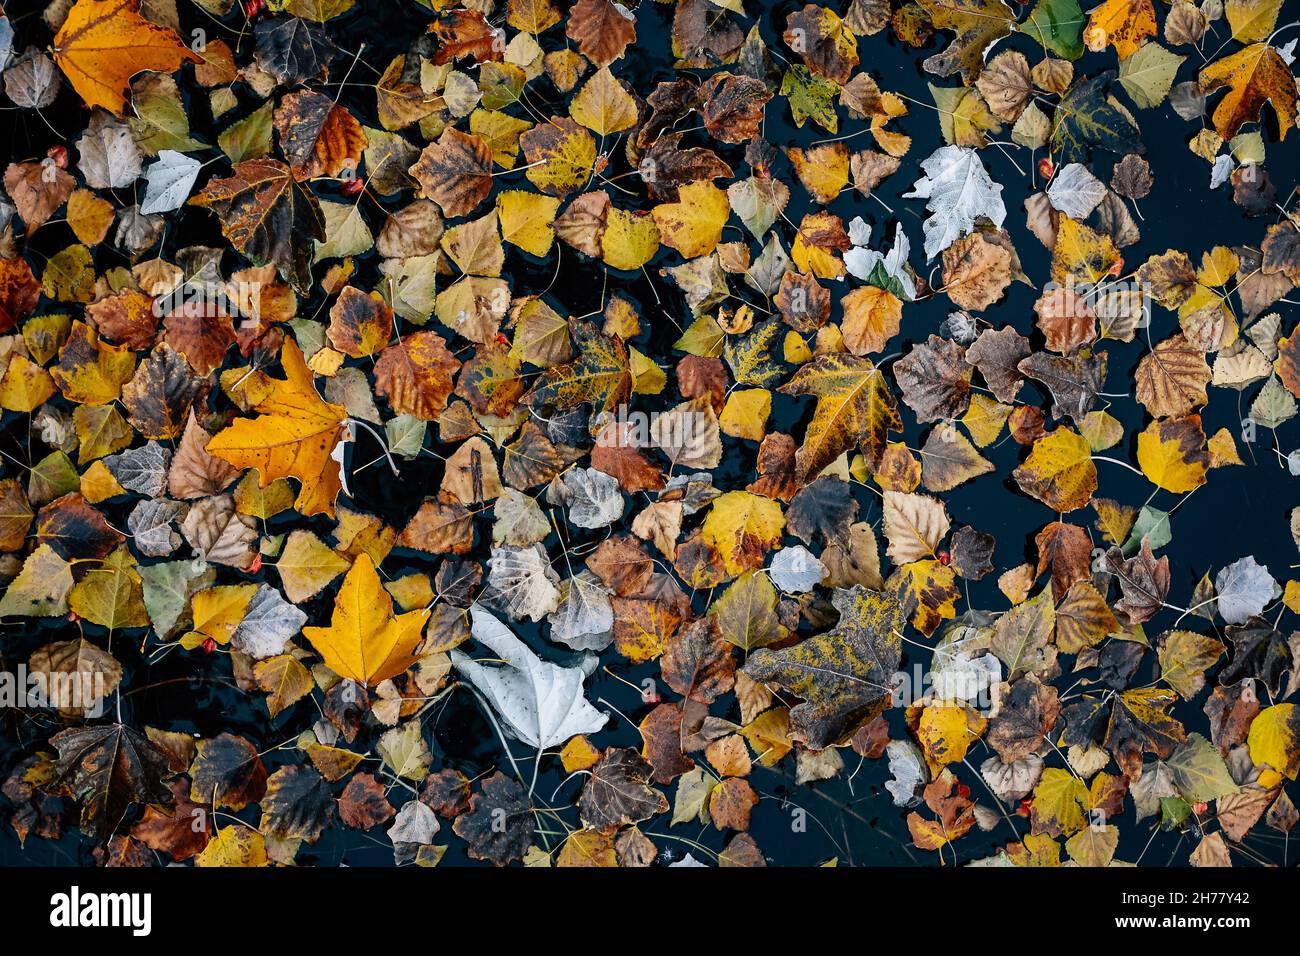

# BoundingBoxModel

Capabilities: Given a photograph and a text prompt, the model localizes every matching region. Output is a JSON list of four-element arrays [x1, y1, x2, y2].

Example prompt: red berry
[[339, 176, 364, 196], [937, 549, 951, 566], [1016, 799, 1032, 817], [47, 145, 68, 169], [245, 553, 263, 575], [245, 0, 265, 17], [1038, 156, 1055, 179], [201, 638, 218, 654]]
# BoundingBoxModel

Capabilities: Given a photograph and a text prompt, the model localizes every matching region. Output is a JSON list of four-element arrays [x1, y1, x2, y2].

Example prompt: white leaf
[[76, 112, 144, 189], [1214, 555, 1278, 625], [902, 145, 1006, 259], [451, 604, 608, 750], [388, 799, 439, 846], [140, 150, 201, 215], [559, 467, 624, 529], [232, 584, 307, 659], [885, 739, 928, 807], [768, 545, 825, 593], [486, 543, 561, 621], [1046, 163, 1107, 219], [549, 571, 614, 651]]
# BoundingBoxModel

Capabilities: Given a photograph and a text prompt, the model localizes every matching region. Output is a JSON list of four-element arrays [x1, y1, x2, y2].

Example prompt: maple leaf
[[53, 0, 201, 117], [207, 338, 348, 518], [778, 352, 901, 481], [1198, 42, 1298, 141], [742, 586, 904, 750], [189, 159, 325, 293], [301, 552, 429, 687], [49, 723, 174, 837]]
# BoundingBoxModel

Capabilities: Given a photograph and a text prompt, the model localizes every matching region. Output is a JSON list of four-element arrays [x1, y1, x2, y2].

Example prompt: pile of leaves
[[1, 0, 1299, 868]]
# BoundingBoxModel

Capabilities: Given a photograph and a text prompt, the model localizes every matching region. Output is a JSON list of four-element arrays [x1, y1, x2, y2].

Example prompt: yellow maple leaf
[[652, 181, 730, 259], [301, 553, 429, 687], [1084, 0, 1157, 60], [208, 338, 348, 518]]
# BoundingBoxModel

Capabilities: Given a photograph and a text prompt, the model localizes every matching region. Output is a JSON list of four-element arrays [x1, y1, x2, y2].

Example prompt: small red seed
[[339, 176, 364, 196], [1038, 156, 1055, 179], [937, 549, 951, 566], [201, 638, 218, 654]]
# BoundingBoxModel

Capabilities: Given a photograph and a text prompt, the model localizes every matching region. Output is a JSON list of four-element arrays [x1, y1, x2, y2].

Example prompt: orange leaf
[[207, 338, 348, 518], [53, 0, 200, 116]]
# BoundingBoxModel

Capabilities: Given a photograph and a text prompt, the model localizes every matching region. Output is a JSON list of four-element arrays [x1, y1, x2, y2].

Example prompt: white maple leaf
[[903, 145, 1006, 259]]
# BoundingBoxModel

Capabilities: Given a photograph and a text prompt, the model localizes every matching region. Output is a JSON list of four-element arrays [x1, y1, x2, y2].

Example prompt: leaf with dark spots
[[578, 748, 668, 831], [189, 733, 268, 812], [1220, 617, 1294, 698], [742, 586, 903, 750], [189, 159, 325, 293], [49, 723, 174, 838], [262, 765, 335, 843], [661, 617, 735, 703], [452, 771, 534, 865]]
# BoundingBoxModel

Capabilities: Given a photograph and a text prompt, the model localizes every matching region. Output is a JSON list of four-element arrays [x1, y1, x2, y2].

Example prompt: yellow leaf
[[1136, 415, 1208, 493], [196, 825, 268, 867], [183, 584, 258, 649], [0, 354, 56, 412], [629, 346, 665, 394], [962, 392, 1011, 447], [701, 491, 785, 578], [51, 321, 136, 405], [652, 181, 730, 259], [913, 700, 987, 774], [277, 529, 352, 603], [1248, 703, 1300, 779], [1012, 428, 1097, 512], [497, 190, 561, 257], [1226, 0, 1284, 43], [207, 338, 348, 518], [719, 388, 771, 441], [601, 207, 661, 271], [841, 285, 902, 356], [785, 143, 849, 205], [301, 553, 430, 687], [66, 189, 115, 246], [1083, 0, 1157, 60], [1052, 216, 1120, 286], [1198, 42, 1298, 141], [520, 116, 596, 195], [569, 67, 638, 135]]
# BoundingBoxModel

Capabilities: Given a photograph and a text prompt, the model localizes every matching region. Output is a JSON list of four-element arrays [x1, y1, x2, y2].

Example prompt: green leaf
[[1020, 0, 1086, 60], [1118, 43, 1186, 110], [1166, 734, 1238, 803], [219, 103, 274, 163]]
